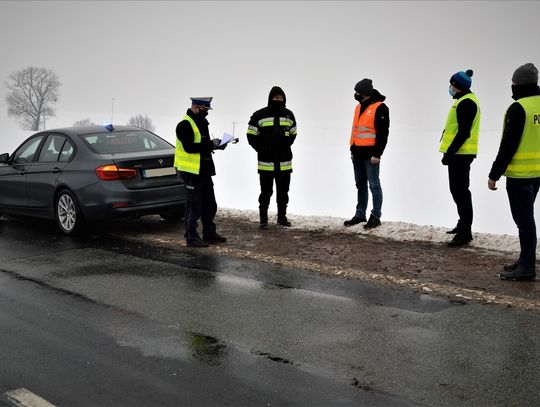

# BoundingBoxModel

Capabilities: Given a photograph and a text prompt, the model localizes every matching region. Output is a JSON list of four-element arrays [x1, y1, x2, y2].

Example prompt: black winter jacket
[[489, 84, 540, 181], [176, 109, 216, 176], [247, 87, 297, 173], [350, 89, 390, 160]]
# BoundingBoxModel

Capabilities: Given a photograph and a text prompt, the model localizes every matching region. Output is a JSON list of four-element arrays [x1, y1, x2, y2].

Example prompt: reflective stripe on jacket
[[439, 93, 480, 154], [350, 102, 383, 147], [505, 95, 540, 178], [174, 114, 201, 175]]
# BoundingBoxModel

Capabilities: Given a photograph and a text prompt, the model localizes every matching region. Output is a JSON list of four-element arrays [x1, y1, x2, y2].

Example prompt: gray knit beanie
[[512, 63, 538, 85]]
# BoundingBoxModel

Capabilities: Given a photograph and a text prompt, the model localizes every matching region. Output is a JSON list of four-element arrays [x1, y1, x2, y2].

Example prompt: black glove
[[441, 153, 451, 166], [212, 139, 227, 150]]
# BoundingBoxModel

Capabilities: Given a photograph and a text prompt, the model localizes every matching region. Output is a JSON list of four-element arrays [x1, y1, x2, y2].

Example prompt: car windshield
[[80, 130, 172, 154]]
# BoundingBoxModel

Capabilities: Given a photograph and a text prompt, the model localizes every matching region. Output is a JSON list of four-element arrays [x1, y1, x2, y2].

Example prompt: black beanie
[[512, 63, 538, 85], [354, 79, 373, 96]]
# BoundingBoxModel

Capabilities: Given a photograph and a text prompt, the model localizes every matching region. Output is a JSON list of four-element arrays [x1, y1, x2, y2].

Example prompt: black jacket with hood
[[350, 89, 390, 160], [247, 87, 297, 173]]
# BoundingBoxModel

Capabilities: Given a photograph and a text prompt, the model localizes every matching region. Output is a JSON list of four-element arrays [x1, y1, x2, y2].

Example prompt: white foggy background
[[0, 1, 538, 236]]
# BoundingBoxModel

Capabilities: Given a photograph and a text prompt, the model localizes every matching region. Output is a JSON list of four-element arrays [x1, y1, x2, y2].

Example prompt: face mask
[[270, 99, 285, 110], [198, 109, 209, 118], [448, 86, 457, 97], [354, 93, 364, 102]]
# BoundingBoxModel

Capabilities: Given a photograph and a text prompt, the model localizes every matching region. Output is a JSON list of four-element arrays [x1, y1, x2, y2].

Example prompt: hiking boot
[[447, 233, 472, 247], [363, 215, 381, 229], [186, 236, 209, 248], [498, 269, 536, 281], [503, 261, 518, 271], [203, 233, 227, 244], [277, 216, 291, 227], [260, 222, 269, 230], [344, 216, 366, 227]]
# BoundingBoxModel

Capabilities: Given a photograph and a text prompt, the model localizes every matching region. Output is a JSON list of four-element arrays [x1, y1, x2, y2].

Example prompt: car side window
[[59, 139, 75, 162], [13, 136, 44, 164], [38, 135, 67, 162]]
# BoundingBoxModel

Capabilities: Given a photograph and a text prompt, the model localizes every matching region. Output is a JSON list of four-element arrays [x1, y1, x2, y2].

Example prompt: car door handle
[[19, 170, 26, 175], [52, 167, 61, 173]]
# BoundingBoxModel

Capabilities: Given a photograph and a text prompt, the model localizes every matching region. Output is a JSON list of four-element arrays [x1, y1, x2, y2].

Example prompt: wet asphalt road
[[0, 215, 539, 407]]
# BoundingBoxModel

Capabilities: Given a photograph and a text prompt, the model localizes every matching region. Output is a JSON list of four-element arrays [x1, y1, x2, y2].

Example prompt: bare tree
[[5, 66, 61, 131], [73, 118, 95, 127], [127, 114, 155, 132]]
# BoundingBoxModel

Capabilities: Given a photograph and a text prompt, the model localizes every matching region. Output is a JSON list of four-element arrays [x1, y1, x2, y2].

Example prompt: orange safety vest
[[350, 101, 383, 147]]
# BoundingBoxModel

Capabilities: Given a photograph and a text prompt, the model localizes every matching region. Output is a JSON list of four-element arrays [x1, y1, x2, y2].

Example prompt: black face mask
[[269, 100, 285, 110], [354, 93, 364, 102], [198, 110, 209, 118]]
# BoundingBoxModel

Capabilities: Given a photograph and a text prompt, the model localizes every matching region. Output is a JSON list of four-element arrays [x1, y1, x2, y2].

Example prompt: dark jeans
[[352, 157, 382, 219], [447, 155, 474, 235], [181, 172, 217, 240], [259, 171, 291, 216], [506, 177, 540, 274]]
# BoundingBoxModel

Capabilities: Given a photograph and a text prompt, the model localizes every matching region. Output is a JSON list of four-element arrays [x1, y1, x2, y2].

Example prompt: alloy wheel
[[57, 193, 77, 232]]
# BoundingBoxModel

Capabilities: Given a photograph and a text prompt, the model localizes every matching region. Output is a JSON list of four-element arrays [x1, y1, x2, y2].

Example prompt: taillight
[[95, 164, 138, 181]]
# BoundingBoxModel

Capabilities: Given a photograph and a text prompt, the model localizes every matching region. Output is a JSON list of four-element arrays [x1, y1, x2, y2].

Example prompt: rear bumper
[[76, 181, 186, 222]]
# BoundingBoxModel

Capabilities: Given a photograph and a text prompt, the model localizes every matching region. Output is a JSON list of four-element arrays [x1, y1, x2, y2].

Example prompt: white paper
[[219, 132, 235, 146]]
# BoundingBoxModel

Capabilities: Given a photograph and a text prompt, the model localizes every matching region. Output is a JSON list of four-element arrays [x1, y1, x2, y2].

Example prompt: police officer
[[440, 69, 480, 247], [488, 63, 540, 281], [247, 86, 297, 229], [175, 97, 227, 248]]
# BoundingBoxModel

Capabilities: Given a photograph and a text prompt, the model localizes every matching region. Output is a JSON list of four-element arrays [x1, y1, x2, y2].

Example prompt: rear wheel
[[55, 189, 84, 234]]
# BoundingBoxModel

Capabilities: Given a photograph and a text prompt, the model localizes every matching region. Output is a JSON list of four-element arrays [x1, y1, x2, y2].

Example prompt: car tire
[[55, 189, 85, 234], [160, 205, 185, 222]]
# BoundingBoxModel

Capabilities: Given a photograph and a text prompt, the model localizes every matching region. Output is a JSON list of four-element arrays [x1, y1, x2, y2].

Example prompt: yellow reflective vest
[[504, 95, 540, 178], [174, 115, 201, 175], [439, 93, 480, 154]]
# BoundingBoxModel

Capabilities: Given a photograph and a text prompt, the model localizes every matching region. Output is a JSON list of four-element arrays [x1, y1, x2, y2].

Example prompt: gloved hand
[[441, 153, 451, 166], [212, 138, 227, 150]]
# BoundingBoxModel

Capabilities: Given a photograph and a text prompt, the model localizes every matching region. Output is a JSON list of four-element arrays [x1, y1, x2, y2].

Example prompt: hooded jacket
[[350, 89, 390, 160], [247, 87, 297, 173]]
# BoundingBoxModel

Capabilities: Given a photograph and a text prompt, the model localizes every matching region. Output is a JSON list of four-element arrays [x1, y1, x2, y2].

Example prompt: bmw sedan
[[0, 124, 186, 234]]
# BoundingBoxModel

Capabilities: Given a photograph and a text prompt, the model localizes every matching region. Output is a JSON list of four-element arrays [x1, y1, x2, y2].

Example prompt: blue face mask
[[448, 86, 457, 97]]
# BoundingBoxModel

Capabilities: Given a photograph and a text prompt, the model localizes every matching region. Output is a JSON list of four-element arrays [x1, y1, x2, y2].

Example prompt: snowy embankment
[[219, 208, 530, 256]]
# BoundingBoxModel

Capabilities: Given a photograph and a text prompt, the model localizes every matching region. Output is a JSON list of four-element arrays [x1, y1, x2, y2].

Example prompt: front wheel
[[55, 190, 84, 234]]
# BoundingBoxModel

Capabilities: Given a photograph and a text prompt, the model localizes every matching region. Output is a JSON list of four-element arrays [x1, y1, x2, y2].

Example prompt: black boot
[[277, 205, 291, 227], [259, 206, 268, 230]]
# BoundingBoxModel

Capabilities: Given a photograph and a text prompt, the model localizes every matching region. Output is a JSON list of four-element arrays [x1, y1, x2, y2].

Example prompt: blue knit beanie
[[450, 69, 473, 90]]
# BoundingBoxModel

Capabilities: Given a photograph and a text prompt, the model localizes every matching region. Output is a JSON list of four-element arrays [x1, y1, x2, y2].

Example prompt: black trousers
[[506, 177, 540, 273], [447, 155, 475, 235], [181, 172, 217, 240], [259, 171, 291, 216]]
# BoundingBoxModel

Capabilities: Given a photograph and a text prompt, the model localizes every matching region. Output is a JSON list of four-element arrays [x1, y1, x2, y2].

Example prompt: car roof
[[32, 125, 149, 137]]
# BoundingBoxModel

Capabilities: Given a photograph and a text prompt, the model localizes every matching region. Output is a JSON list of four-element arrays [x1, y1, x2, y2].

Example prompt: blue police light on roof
[[102, 123, 114, 132]]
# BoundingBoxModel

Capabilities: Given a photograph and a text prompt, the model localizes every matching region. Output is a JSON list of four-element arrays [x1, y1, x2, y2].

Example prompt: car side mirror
[[0, 153, 9, 163]]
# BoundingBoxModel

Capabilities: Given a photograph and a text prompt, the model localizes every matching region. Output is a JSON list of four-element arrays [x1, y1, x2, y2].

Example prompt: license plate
[[142, 167, 176, 178]]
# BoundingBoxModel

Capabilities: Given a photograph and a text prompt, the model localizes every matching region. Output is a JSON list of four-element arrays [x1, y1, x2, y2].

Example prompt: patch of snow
[[218, 208, 529, 256]]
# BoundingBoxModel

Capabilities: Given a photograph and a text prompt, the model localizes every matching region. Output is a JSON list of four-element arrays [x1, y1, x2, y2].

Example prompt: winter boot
[[259, 206, 268, 230], [277, 205, 291, 227]]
